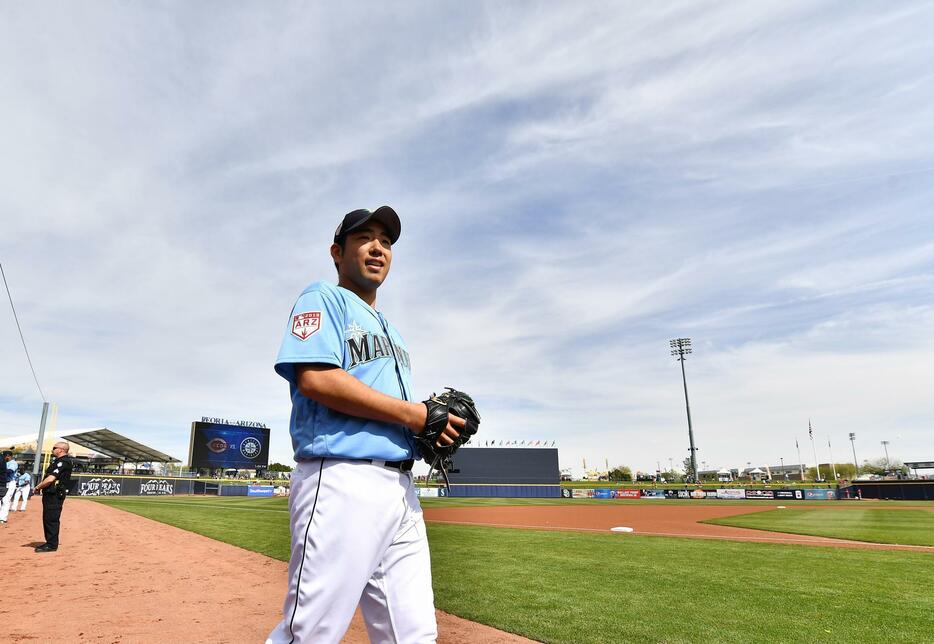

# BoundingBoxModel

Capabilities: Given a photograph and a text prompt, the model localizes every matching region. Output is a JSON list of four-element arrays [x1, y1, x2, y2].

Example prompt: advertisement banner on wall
[[572, 488, 593, 498], [139, 479, 174, 496], [641, 489, 666, 498], [561, 488, 572, 498], [745, 489, 775, 499], [78, 477, 123, 496], [665, 490, 681, 499], [774, 489, 805, 500], [592, 489, 613, 499], [613, 489, 641, 499], [247, 485, 274, 497], [717, 489, 746, 499], [416, 487, 440, 498], [691, 489, 707, 499], [678, 490, 694, 499], [805, 488, 837, 500]]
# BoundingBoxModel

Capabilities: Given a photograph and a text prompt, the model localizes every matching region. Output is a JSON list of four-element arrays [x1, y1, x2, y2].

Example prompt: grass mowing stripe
[[418, 497, 934, 508], [84, 498, 289, 513], [706, 508, 934, 546], [86, 496, 934, 643]]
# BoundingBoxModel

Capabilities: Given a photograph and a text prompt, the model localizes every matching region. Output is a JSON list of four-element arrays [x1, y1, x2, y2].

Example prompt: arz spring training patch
[[292, 311, 322, 340]]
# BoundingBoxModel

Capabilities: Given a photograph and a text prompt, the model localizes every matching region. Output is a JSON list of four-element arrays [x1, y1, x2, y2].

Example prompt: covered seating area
[[1, 427, 179, 474]]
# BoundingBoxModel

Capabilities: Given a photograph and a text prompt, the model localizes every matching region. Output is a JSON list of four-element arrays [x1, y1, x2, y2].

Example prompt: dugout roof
[[61, 428, 180, 463]]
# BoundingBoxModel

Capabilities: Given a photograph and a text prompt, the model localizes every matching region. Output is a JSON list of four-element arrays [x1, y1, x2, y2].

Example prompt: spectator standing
[[0, 450, 18, 523]]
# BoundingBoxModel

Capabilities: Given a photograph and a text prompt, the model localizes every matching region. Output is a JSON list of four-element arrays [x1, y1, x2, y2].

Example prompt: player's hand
[[437, 414, 464, 447]]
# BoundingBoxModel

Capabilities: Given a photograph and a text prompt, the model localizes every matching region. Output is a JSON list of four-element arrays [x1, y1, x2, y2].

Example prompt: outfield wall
[[448, 448, 559, 485], [446, 484, 560, 498], [840, 481, 934, 500], [559, 487, 837, 500], [67, 474, 271, 497]]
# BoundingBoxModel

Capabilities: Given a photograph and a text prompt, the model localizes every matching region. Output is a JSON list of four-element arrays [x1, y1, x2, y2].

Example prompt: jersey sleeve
[[275, 286, 345, 385]]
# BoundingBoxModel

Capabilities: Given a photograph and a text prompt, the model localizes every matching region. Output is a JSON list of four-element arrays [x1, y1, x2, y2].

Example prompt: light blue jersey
[[5, 460, 16, 483], [275, 281, 415, 461], [16, 472, 31, 488]]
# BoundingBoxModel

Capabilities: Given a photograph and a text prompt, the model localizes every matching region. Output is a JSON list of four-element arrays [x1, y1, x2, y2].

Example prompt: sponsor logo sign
[[804, 489, 837, 500], [572, 488, 593, 498], [416, 487, 440, 498], [593, 489, 613, 499], [773, 489, 804, 500], [678, 490, 693, 499], [561, 488, 572, 498], [641, 489, 666, 498], [705, 490, 719, 498], [247, 485, 275, 497], [745, 489, 774, 499], [79, 478, 121, 496], [717, 488, 746, 500], [140, 479, 174, 495], [613, 489, 641, 499], [665, 490, 680, 499], [291, 311, 322, 340], [691, 489, 706, 499]]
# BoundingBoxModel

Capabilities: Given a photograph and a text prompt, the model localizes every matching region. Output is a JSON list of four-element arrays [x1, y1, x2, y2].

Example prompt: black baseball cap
[[1, 450, 12, 457], [333, 206, 401, 245]]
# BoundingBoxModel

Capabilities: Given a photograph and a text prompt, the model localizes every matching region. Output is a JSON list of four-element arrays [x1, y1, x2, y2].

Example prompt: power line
[[0, 262, 46, 401]]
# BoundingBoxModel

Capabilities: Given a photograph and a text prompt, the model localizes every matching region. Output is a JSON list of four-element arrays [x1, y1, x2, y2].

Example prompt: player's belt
[[369, 459, 414, 472]]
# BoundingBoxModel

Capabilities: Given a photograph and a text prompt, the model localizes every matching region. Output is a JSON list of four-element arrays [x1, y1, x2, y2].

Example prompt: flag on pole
[[795, 438, 799, 449]]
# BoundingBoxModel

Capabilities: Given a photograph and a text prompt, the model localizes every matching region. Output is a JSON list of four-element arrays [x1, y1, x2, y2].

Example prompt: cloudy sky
[[2, 2, 932, 476]]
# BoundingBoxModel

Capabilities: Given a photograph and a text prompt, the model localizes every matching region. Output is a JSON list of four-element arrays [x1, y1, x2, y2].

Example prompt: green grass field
[[83, 496, 934, 642], [417, 496, 934, 508], [706, 508, 934, 547]]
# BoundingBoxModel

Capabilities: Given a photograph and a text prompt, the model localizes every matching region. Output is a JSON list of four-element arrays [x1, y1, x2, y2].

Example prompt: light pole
[[881, 440, 891, 470], [780, 457, 786, 480], [827, 436, 838, 480], [849, 433, 858, 476], [796, 438, 805, 480], [670, 338, 699, 483], [809, 420, 822, 482]]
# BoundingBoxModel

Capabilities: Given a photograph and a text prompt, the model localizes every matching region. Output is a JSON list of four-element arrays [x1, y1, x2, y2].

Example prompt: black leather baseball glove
[[415, 387, 480, 488]]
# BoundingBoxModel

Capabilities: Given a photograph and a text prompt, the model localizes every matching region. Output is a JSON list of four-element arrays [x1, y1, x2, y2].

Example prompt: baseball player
[[0, 451, 18, 523], [266, 207, 464, 644], [11, 468, 32, 511]]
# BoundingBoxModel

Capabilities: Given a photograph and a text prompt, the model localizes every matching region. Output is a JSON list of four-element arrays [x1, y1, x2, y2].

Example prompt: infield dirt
[[5, 499, 534, 643], [423, 504, 934, 551]]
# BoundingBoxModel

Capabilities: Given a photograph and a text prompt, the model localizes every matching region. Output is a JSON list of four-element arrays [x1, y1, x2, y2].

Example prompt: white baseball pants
[[266, 458, 437, 644], [0, 485, 14, 521], [12, 487, 29, 511], [10, 486, 29, 512]]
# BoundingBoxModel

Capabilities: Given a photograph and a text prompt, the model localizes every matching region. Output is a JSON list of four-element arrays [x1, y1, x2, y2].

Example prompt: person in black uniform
[[32, 441, 73, 553]]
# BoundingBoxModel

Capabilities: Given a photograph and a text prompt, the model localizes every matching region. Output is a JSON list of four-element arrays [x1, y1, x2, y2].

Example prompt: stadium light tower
[[849, 433, 858, 475], [670, 338, 699, 483], [881, 440, 891, 469]]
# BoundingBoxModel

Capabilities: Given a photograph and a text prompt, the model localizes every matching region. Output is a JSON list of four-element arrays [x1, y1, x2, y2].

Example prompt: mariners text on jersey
[[275, 281, 415, 462]]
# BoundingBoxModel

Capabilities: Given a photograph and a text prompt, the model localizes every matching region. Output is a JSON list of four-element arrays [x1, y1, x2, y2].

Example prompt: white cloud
[[2, 2, 933, 473]]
